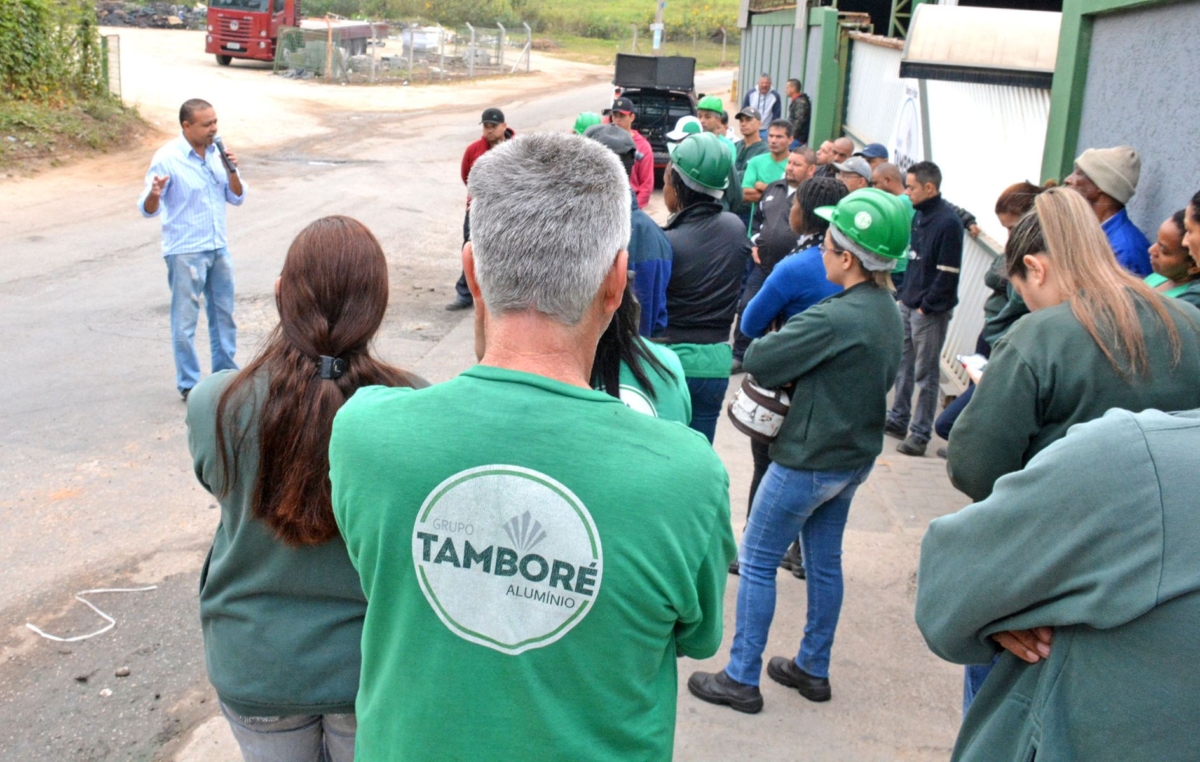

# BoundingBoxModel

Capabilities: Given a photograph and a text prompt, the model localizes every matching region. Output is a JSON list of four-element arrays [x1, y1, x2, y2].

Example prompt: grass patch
[[546, 35, 739, 71], [532, 0, 738, 39], [0, 97, 145, 170]]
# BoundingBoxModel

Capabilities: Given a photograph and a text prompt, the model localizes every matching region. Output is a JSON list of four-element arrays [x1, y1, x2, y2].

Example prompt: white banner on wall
[[888, 82, 924, 173]]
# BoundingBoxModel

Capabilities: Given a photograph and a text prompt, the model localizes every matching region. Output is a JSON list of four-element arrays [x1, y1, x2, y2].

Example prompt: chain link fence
[[272, 21, 532, 85]]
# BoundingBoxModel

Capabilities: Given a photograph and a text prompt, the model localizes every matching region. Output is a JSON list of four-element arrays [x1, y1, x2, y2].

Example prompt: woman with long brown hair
[[949, 186, 1200, 502], [186, 216, 420, 761]]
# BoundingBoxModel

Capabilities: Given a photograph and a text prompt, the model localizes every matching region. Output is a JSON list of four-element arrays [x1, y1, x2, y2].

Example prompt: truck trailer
[[205, 0, 384, 65]]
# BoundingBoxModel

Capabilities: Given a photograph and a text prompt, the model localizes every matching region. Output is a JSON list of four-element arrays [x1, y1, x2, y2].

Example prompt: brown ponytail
[[215, 216, 416, 546]]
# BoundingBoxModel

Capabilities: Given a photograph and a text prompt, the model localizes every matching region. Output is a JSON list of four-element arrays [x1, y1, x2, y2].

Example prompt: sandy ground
[[0, 28, 963, 761]]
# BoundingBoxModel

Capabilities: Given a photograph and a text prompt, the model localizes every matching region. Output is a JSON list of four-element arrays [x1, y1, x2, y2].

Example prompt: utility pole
[[651, 0, 665, 54]]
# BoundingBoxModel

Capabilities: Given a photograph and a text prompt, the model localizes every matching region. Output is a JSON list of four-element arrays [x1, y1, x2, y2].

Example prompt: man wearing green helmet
[[657, 133, 752, 444], [696, 94, 737, 162], [688, 188, 906, 714]]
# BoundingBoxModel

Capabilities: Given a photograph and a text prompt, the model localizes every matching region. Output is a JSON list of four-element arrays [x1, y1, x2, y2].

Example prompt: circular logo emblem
[[618, 384, 658, 418], [229, 20, 239, 30], [854, 211, 873, 230], [413, 465, 603, 655]]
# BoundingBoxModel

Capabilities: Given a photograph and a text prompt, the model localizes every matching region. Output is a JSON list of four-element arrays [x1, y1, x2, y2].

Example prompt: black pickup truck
[[612, 54, 697, 180]]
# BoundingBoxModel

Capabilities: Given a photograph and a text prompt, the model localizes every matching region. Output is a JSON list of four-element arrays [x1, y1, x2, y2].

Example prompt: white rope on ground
[[25, 586, 159, 643]]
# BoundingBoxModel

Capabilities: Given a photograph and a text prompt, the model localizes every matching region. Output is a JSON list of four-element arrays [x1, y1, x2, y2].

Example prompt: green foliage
[[0, 0, 107, 103], [0, 95, 141, 167]]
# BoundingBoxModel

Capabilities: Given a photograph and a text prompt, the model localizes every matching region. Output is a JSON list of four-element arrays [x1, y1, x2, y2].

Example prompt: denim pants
[[732, 263, 769, 361], [725, 460, 873, 685], [220, 702, 356, 762], [887, 303, 951, 444], [454, 209, 473, 304], [166, 249, 237, 393], [963, 656, 1000, 715], [935, 383, 975, 441], [686, 376, 730, 444]]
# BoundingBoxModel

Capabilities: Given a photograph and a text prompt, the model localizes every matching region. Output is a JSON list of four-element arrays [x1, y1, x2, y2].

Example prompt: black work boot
[[767, 656, 831, 702], [687, 670, 764, 714]]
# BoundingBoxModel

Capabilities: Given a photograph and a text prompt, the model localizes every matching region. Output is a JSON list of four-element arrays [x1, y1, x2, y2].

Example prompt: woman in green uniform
[[592, 283, 691, 425], [686, 189, 907, 713], [187, 216, 421, 761], [949, 187, 1200, 503], [1145, 209, 1199, 297]]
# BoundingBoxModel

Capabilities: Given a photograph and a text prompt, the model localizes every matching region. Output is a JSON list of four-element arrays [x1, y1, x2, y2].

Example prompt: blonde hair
[[1005, 187, 1182, 376]]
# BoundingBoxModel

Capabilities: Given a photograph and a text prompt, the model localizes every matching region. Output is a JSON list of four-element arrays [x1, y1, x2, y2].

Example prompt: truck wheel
[[216, 54, 232, 66]]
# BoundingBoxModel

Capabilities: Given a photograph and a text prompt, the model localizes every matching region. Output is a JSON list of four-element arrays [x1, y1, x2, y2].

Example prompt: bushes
[[0, 0, 107, 103]]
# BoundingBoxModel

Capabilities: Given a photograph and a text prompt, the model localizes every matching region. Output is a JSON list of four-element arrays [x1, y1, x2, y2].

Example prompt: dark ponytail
[[215, 216, 416, 546], [592, 283, 671, 402]]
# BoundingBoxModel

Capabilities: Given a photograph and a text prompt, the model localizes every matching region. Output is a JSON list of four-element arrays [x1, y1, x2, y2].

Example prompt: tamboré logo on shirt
[[412, 465, 604, 655]]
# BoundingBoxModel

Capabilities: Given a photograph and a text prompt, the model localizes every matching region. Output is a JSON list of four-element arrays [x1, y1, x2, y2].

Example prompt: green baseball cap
[[696, 95, 725, 115]]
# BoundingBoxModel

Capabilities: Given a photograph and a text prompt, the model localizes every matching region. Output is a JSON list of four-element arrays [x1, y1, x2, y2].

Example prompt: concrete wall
[[1076, 1, 1200, 237]]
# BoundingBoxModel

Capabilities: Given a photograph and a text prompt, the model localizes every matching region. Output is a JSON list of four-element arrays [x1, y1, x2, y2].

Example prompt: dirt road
[[0, 29, 961, 761]]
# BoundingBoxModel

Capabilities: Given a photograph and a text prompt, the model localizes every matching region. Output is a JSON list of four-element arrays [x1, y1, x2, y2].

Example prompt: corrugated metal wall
[[842, 40, 905, 146], [738, 11, 807, 106], [925, 81, 1051, 241], [803, 25, 821, 94], [922, 81, 1050, 392]]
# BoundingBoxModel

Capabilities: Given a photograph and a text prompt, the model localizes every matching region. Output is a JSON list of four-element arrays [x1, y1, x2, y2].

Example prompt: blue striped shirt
[[139, 135, 246, 257]]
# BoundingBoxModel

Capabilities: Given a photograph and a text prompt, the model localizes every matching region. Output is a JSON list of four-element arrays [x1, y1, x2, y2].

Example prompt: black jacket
[[898, 194, 963, 315], [658, 201, 752, 344], [750, 179, 797, 272]]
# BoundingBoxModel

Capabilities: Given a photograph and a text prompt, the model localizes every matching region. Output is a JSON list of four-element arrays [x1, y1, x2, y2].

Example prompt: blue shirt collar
[[174, 133, 213, 160]]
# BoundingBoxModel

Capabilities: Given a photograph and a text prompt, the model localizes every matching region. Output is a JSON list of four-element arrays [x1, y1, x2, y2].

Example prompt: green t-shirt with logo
[[609, 340, 692, 425], [330, 365, 735, 762]]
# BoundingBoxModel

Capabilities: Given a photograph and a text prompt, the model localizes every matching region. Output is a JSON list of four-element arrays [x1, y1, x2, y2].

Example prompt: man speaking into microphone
[[139, 98, 246, 400]]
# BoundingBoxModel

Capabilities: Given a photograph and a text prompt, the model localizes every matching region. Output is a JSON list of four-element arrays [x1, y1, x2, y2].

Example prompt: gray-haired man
[[329, 132, 735, 762]]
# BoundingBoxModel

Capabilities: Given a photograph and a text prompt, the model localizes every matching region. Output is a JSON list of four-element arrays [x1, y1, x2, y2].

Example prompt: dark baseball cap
[[735, 106, 762, 121], [855, 143, 888, 160], [584, 123, 636, 155], [480, 107, 505, 125], [604, 97, 636, 115]]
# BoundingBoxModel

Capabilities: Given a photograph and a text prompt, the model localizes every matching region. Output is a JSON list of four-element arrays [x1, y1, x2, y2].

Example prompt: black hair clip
[[318, 355, 347, 380]]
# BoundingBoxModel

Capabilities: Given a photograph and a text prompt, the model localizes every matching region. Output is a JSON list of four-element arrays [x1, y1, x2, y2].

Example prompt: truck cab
[[206, 0, 296, 65]]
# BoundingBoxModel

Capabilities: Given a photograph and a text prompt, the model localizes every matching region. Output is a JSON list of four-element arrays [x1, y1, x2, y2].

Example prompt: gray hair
[[467, 133, 631, 325]]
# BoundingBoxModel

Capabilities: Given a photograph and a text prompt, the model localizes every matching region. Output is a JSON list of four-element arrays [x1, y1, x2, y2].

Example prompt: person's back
[[661, 201, 749, 343], [330, 132, 734, 762], [741, 243, 840, 338], [949, 288, 1200, 500], [919, 408, 1200, 761]]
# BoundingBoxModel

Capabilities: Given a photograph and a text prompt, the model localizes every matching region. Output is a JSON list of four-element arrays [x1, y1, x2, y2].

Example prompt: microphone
[[214, 136, 238, 175]]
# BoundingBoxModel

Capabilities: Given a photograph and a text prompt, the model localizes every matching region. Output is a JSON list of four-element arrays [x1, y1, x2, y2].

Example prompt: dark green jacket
[[918, 408, 1200, 762], [187, 370, 373, 717], [743, 282, 903, 471], [948, 294, 1200, 501]]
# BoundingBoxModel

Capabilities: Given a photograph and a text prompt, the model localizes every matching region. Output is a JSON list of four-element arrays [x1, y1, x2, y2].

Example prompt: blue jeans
[[963, 656, 1000, 715], [166, 249, 238, 393], [935, 383, 975, 441], [887, 303, 951, 444], [686, 376, 729, 444], [725, 460, 873, 685], [220, 702, 356, 762]]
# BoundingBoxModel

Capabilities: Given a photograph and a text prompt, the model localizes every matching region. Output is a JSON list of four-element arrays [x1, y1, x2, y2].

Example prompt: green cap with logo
[[667, 133, 731, 197], [815, 188, 911, 262], [696, 95, 725, 115], [573, 112, 602, 135]]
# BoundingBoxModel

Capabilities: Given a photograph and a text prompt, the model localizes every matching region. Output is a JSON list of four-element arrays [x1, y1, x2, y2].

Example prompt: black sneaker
[[445, 299, 473, 311], [687, 670, 764, 714], [767, 656, 831, 702], [181, 388, 191, 402], [728, 559, 740, 575], [884, 421, 907, 439], [896, 436, 927, 456], [779, 540, 804, 579], [936, 446, 948, 459]]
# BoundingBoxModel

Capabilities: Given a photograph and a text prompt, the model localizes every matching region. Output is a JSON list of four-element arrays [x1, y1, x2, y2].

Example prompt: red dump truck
[[205, 0, 384, 66]]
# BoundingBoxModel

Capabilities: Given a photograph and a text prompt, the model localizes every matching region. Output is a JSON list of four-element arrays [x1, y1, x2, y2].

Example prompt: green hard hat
[[667, 133, 731, 193], [815, 188, 911, 259], [696, 95, 725, 114], [573, 111, 602, 135]]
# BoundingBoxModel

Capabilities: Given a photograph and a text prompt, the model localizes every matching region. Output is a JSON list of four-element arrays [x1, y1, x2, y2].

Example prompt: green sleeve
[[185, 371, 239, 497], [946, 339, 1040, 501], [742, 158, 759, 189], [675, 471, 736, 658], [917, 410, 1164, 665], [741, 308, 837, 389], [980, 287, 1029, 348]]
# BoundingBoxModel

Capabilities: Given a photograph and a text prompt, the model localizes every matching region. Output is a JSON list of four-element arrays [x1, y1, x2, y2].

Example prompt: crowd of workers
[[138, 84, 1200, 761]]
